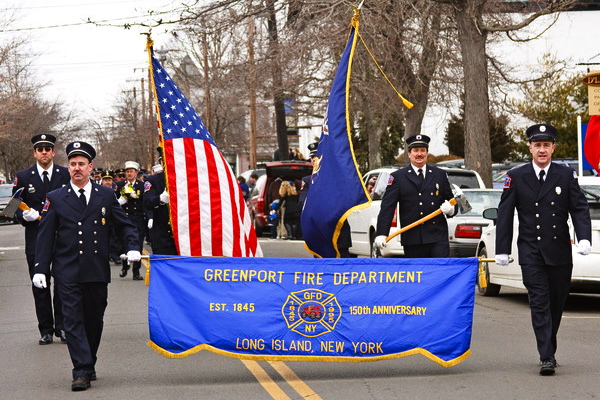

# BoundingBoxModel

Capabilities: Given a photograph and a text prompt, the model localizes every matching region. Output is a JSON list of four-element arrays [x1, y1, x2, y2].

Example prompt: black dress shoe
[[39, 334, 53, 345], [132, 275, 143, 280], [71, 376, 91, 391], [540, 358, 556, 376], [58, 330, 67, 343], [119, 268, 128, 277]]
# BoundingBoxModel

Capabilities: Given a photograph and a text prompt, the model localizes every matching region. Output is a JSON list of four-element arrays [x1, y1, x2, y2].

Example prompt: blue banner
[[147, 255, 478, 367]]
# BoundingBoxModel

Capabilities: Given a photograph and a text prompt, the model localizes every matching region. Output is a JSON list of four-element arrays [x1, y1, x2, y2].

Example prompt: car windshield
[[447, 172, 480, 189], [581, 184, 600, 202], [458, 191, 502, 216], [0, 185, 13, 197]]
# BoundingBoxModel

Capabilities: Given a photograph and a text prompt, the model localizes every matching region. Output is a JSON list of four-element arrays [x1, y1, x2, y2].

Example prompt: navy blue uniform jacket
[[376, 165, 454, 246], [13, 164, 70, 255], [496, 162, 591, 266], [35, 183, 139, 283]]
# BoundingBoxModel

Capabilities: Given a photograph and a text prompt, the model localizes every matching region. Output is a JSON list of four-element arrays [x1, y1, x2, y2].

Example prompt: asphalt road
[[2, 222, 600, 399]]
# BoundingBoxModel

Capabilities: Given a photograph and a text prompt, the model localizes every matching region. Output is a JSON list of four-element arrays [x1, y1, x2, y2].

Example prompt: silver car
[[447, 189, 502, 257]]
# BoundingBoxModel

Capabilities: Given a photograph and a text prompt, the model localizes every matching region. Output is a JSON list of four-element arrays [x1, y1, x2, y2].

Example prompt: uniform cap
[[526, 124, 556, 142], [307, 142, 319, 157], [406, 134, 430, 150], [102, 171, 113, 180], [124, 161, 140, 171], [31, 134, 56, 148], [152, 164, 163, 173], [66, 141, 96, 161]]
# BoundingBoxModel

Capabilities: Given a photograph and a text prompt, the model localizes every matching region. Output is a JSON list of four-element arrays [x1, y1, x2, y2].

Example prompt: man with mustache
[[374, 134, 455, 257]]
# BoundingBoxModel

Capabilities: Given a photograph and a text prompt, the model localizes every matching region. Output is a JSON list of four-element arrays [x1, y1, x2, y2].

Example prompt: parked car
[[347, 166, 485, 258], [447, 189, 502, 257], [247, 161, 313, 236], [0, 183, 18, 223], [476, 176, 600, 296], [491, 162, 526, 189], [240, 165, 266, 182]]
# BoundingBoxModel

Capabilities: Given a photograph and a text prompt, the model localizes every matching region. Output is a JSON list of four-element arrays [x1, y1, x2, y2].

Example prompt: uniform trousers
[[58, 282, 108, 379], [121, 216, 145, 276], [403, 240, 450, 258], [520, 263, 572, 361], [26, 253, 63, 336]]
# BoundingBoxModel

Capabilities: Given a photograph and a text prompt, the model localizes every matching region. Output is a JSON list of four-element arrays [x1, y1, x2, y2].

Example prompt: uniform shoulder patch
[[144, 181, 152, 192], [387, 175, 394, 186], [503, 175, 512, 189], [42, 198, 50, 213], [12, 176, 18, 187], [573, 170, 578, 179]]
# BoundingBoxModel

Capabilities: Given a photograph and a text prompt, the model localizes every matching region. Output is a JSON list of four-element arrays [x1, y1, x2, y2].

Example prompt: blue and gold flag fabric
[[301, 17, 371, 258], [147, 255, 478, 367]]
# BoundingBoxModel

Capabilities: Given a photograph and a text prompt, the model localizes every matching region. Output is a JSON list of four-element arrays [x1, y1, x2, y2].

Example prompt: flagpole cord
[[356, 32, 414, 109]]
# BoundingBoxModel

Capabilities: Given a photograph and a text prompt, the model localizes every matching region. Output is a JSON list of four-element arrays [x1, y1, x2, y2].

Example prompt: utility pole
[[202, 31, 212, 133], [247, 0, 258, 167]]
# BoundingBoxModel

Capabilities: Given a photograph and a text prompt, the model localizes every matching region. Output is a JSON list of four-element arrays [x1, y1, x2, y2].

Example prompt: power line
[[0, 7, 184, 33]]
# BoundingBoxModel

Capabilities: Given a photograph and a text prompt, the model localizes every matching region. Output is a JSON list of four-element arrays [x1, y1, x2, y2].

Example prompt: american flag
[[148, 44, 262, 257]]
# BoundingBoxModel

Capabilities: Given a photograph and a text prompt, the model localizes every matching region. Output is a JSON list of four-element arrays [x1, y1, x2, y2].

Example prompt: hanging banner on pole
[[147, 255, 478, 367]]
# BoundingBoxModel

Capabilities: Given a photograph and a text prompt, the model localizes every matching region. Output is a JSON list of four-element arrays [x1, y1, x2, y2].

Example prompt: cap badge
[[74, 142, 81, 148], [416, 135, 422, 140], [540, 126, 546, 132], [41, 135, 46, 139]]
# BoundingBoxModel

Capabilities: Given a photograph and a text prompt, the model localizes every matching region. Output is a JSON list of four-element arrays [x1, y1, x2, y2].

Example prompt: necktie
[[42, 171, 49, 192], [78, 188, 87, 207], [539, 170, 545, 185], [418, 168, 424, 182]]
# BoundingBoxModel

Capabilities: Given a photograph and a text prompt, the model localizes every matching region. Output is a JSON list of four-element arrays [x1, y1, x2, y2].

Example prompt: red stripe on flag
[[163, 141, 181, 255], [584, 115, 600, 174], [223, 155, 242, 256], [202, 140, 223, 255], [183, 138, 202, 256]]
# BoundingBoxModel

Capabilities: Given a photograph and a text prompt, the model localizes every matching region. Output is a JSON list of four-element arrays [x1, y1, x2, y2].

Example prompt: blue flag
[[301, 21, 370, 258], [147, 255, 478, 367]]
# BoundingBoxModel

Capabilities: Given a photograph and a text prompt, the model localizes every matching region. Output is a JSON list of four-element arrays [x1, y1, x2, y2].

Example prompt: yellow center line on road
[[241, 359, 324, 400], [241, 360, 292, 400], [268, 361, 324, 400]]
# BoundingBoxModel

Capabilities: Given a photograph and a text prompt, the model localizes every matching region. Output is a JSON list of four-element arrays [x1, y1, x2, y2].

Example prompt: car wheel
[[254, 220, 264, 237], [370, 235, 382, 258], [477, 247, 500, 296]]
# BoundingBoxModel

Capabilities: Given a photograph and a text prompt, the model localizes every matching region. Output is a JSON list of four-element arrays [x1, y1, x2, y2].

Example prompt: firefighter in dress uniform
[[144, 153, 178, 255], [494, 124, 592, 376], [32, 141, 140, 391], [374, 134, 456, 258], [115, 161, 146, 280], [13, 133, 70, 345]]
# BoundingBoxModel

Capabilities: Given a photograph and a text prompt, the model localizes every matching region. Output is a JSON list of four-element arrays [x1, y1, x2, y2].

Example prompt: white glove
[[495, 254, 509, 266], [118, 196, 128, 205], [577, 239, 591, 256], [23, 208, 40, 222], [32, 273, 47, 289], [374, 235, 387, 249], [147, 219, 154, 229], [126, 250, 141, 263], [159, 190, 169, 204], [440, 200, 455, 216]]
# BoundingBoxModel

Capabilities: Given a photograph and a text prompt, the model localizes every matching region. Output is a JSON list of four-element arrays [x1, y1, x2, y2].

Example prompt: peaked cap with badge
[[66, 141, 96, 161], [406, 134, 430, 150], [31, 134, 57, 149], [526, 124, 556, 143]]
